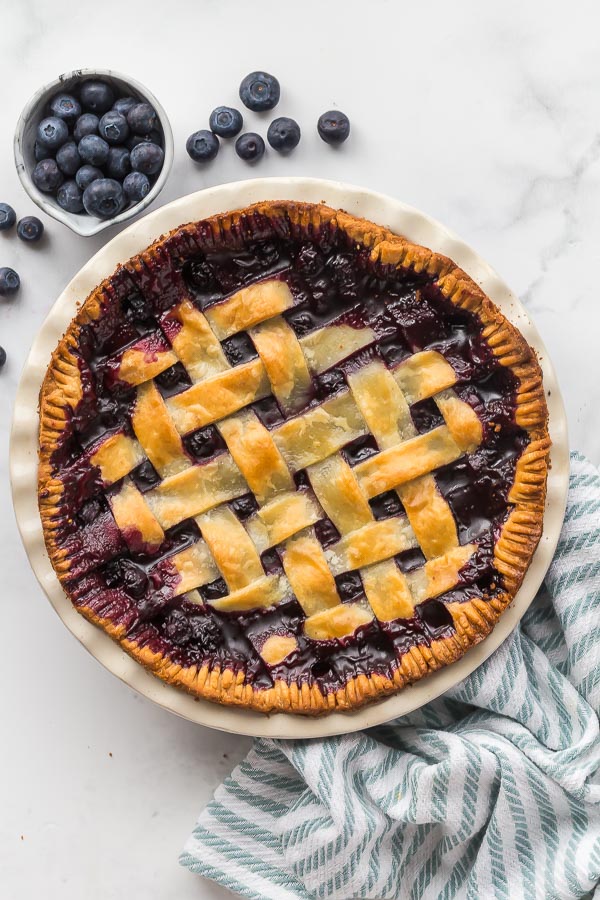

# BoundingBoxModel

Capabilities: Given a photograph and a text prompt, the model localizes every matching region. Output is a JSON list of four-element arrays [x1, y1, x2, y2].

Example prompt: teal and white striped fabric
[[180, 453, 600, 899]]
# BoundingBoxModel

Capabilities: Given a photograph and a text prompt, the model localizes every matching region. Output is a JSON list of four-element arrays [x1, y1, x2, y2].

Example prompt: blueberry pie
[[38, 202, 550, 714]]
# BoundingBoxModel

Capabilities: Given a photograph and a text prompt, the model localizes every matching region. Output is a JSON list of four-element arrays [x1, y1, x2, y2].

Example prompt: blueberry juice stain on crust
[[47, 210, 527, 691]]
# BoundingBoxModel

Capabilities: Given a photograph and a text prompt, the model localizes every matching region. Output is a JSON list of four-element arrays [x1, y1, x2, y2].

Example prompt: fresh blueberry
[[80, 80, 115, 114], [123, 171, 150, 202], [106, 146, 131, 180], [73, 113, 99, 142], [130, 141, 164, 174], [0, 267, 20, 296], [56, 141, 81, 176], [32, 158, 63, 193], [127, 103, 158, 135], [235, 132, 265, 162], [186, 130, 219, 162], [57, 180, 84, 213], [82, 178, 125, 219], [267, 116, 301, 152], [239, 71, 280, 111], [113, 96, 137, 117], [317, 110, 350, 145], [209, 106, 243, 138], [37, 116, 69, 150], [34, 141, 51, 162], [49, 93, 81, 122], [99, 110, 130, 145], [17, 216, 44, 242], [0, 346, 5, 370], [78, 134, 110, 167], [0, 203, 16, 231], [126, 129, 162, 150], [75, 165, 103, 191]]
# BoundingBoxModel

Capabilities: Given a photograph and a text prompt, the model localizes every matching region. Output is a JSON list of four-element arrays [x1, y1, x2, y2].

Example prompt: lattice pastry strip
[[131, 382, 189, 477], [195, 506, 264, 591], [406, 544, 475, 603], [393, 350, 457, 404], [250, 316, 312, 413], [325, 517, 418, 576], [245, 490, 323, 553], [218, 409, 294, 504], [204, 280, 294, 340], [89, 432, 145, 485], [108, 478, 165, 552], [116, 336, 178, 387], [167, 542, 220, 597], [281, 532, 341, 617], [162, 298, 229, 383]]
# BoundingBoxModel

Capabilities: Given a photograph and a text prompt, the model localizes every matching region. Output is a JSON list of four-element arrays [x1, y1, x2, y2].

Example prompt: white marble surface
[[1, 2, 599, 898]]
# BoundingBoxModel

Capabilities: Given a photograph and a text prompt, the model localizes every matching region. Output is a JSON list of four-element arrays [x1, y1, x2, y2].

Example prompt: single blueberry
[[17, 216, 44, 242], [56, 141, 82, 176], [126, 129, 162, 150], [112, 96, 137, 117], [267, 116, 301, 152], [186, 130, 219, 162], [127, 103, 158, 135], [37, 116, 69, 150], [209, 106, 243, 138], [99, 110, 129, 145], [106, 146, 131, 180], [82, 178, 125, 219], [130, 141, 164, 174], [57, 180, 84, 213], [0, 267, 20, 296], [73, 113, 99, 142], [32, 158, 64, 193], [75, 165, 103, 191], [0, 203, 16, 231], [80, 80, 115, 114], [49, 93, 81, 122], [0, 346, 5, 370], [34, 141, 51, 162], [317, 110, 350, 145], [239, 71, 280, 111], [78, 134, 110, 167], [234, 132, 265, 162], [123, 171, 150, 202]]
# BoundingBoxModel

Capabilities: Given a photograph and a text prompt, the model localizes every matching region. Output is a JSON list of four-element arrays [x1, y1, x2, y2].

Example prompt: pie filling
[[45, 213, 528, 697]]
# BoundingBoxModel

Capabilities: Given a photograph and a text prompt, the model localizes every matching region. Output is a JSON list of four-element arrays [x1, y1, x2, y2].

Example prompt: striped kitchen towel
[[180, 452, 600, 899]]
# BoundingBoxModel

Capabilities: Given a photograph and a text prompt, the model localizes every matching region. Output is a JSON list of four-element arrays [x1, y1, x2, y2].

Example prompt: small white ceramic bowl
[[14, 68, 174, 237]]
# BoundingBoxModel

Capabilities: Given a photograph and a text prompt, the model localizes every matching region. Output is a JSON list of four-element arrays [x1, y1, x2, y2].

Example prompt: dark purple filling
[[49, 211, 527, 692]]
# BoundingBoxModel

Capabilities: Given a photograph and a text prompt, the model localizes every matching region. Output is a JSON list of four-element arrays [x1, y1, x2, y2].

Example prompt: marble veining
[[0, 2, 598, 899]]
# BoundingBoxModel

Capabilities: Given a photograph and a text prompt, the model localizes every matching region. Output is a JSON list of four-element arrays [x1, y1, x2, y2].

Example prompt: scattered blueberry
[[239, 71, 280, 111], [235, 132, 265, 162], [123, 171, 150, 202], [267, 116, 301, 152], [113, 96, 138, 117], [57, 180, 84, 213], [75, 165, 103, 191], [32, 158, 63, 193], [99, 110, 129, 145], [34, 141, 51, 162], [37, 116, 69, 150], [127, 103, 158, 135], [78, 134, 110, 167], [0, 346, 5, 370], [73, 113, 99, 142], [0, 203, 16, 231], [317, 110, 350, 145], [17, 216, 44, 242], [209, 106, 243, 138], [0, 267, 20, 296], [82, 178, 125, 218], [130, 141, 164, 174], [126, 130, 162, 150], [80, 80, 115, 114], [106, 146, 131, 180], [186, 130, 219, 162], [56, 141, 81, 176], [49, 93, 81, 122]]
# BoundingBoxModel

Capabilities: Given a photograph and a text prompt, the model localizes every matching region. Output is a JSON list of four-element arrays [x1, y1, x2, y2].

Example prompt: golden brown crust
[[38, 200, 550, 715]]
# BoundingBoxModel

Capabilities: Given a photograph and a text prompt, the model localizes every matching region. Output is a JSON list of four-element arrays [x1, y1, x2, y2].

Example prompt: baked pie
[[38, 201, 550, 714]]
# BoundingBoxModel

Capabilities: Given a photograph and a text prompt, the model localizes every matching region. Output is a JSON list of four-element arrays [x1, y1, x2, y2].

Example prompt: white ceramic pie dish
[[9, 177, 569, 739]]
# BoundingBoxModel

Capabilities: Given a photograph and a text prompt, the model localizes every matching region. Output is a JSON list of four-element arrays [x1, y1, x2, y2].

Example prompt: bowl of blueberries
[[14, 68, 173, 237]]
